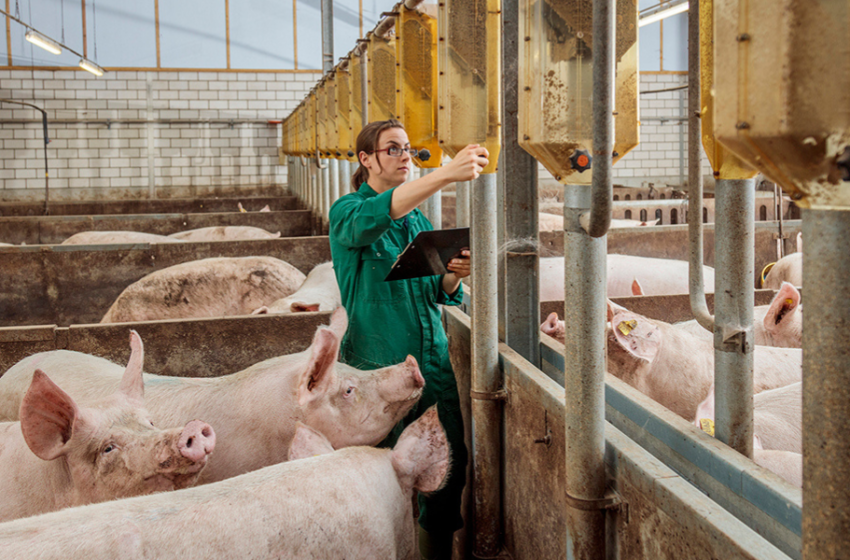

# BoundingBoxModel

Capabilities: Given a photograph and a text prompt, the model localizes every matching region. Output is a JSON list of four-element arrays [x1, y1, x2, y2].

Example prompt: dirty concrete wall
[[0, 194, 297, 216], [0, 312, 331, 378], [0, 209, 312, 245], [0, 236, 331, 327], [444, 308, 789, 560]]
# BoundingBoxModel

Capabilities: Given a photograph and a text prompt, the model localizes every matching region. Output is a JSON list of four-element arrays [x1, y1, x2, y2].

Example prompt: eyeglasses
[[369, 146, 419, 158]]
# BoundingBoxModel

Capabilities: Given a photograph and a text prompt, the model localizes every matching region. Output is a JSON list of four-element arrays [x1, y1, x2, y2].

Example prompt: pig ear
[[298, 328, 339, 405], [391, 406, 450, 493], [631, 278, 644, 296], [610, 313, 661, 363], [118, 330, 145, 405], [540, 312, 559, 335], [252, 306, 270, 315], [291, 302, 321, 313], [20, 370, 81, 460], [288, 422, 335, 461], [327, 306, 348, 341], [606, 299, 628, 322], [763, 282, 800, 334]]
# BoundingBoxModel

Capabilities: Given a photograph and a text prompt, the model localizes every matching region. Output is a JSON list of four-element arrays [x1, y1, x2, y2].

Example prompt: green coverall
[[329, 183, 468, 537]]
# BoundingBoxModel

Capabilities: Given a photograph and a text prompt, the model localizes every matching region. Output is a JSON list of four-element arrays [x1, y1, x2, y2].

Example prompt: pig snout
[[177, 420, 216, 463]]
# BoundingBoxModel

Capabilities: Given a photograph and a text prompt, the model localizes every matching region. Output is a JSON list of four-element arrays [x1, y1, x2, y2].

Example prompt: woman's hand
[[439, 145, 490, 184], [447, 250, 471, 279]]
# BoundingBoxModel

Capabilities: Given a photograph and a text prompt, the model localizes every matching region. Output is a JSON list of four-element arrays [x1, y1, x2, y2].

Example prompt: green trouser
[[379, 363, 468, 536]]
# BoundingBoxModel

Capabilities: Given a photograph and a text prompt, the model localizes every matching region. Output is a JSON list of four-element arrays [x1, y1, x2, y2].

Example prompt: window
[[671, 208, 678, 225], [640, 209, 648, 222], [655, 208, 662, 224], [625, 209, 632, 219], [759, 205, 767, 221]]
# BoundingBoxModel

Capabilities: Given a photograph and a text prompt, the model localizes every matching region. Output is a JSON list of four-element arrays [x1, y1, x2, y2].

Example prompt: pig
[[0, 407, 448, 560], [676, 282, 802, 348], [168, 225, 281, 241], [99, 256, 306, 323], [605, 306, 801, 419], [0, 308, 424, 484], [61, 231, 183, 245], [252, 261, 341, 314], [694, 381, 801, 453], [0, 331, 215, 522], [764, 252, 802, 289], [539, 255, 716, 301], [753, 450, 802, 487], [237, 202, 272, 212]]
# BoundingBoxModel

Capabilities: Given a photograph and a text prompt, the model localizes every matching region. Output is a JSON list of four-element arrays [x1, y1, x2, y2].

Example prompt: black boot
[[418, 526, 454, 560]]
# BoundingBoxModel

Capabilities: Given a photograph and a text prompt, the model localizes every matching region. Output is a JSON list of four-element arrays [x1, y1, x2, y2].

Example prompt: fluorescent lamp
[[25, 30, 61, 55], [79, 58, 105, 77], [639, 1, 689, 27]]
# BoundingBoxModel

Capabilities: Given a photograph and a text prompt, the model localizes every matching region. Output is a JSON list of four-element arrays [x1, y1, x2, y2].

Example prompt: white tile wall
[[0, 69, 322, 200]]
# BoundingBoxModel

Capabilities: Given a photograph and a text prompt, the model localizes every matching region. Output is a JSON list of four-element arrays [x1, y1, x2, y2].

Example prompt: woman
[[329, 119, 489, 560]]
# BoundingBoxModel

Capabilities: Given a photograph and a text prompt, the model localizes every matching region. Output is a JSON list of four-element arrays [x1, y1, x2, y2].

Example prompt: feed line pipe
[[322, 158, 331, 228], [420, 169, 442, 228], [502, 0, 539, 365], [456, 181, 470, 227], [470, 172, 502, 557], [565, 0, 615, 557], [321, 0, 334, 75], [686, 0, 714, 332], [329, 158, 340, 207], [803, 207, 850, 559], [713, 177, 755, 458], [0, 99, 50, 215]]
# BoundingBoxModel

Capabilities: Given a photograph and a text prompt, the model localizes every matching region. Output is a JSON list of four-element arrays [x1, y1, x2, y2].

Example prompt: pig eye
[[344, 386, 355, 398], [102, 444, 116, 454]]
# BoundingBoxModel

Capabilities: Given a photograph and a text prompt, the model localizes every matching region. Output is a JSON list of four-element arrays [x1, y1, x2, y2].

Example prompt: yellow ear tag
[[617, 320, 638, 336], [785, 299, 794, 306], [699, 418, 715, 437]]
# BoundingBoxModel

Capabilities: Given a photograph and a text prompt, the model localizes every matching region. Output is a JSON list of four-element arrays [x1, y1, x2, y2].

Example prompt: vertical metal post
[[330, 159, 339, 209], [360, 50, 369, 126], [678, 89, 686, 190], [687, 0, 714, 332], [339, 159, 350, 195], [502, 0, 539, 364], [802, 207, 850, 560], [713, 178, 755, 457], [564, 0, 614, 557], [322, 159, 331, 228], [470, 172, 501, 557], [321, 0, 334, 75], [421, 168, 442, 228], [456, 180, 470, 227], [563, 184, 607, 560]]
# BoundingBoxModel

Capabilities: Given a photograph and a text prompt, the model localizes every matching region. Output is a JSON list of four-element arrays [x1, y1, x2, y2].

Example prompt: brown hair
[[351, 119, 405, 191]]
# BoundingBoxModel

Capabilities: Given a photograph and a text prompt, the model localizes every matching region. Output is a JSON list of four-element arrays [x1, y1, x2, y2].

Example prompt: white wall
[[0, 69, 321, 201]]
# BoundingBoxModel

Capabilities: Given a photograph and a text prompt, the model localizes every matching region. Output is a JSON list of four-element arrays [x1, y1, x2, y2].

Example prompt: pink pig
[[0, 308, 424, 484], [0, 331, 215, 521], [0, 407, 449, 560]]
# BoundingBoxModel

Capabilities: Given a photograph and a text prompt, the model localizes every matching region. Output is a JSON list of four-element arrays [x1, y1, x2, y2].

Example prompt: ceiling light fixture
[[639, 1, 689, 27], [79, 58, 104, 76], [25, 30, 62, 55]]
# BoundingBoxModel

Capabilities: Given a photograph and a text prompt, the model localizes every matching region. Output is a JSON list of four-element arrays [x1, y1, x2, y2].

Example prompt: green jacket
[[328, 183, 463, 386]]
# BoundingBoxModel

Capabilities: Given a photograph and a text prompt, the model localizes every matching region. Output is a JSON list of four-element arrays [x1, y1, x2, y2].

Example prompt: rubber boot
[[418, 526, 454, 560]]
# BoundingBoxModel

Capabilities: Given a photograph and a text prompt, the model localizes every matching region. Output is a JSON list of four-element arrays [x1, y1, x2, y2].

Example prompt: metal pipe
[[802, 207, 850, 560], [420, 169, 441, 228], [470, 172, 502, 557], [687, 0, 714, 332], [775, 183, 785, 259], [583, 0, 615, 239], [321, 0, 334, 75], [0, 98, 50, 214], [329, 158, 340, 208], [340, 159, 351, 194], [456, 181, 470, 227], [563, 184, 607, 560], [322, 158, 331, 226], [502, 0, 539, 365], [360, 49, 369, 126], [713, 178, 755, 458]]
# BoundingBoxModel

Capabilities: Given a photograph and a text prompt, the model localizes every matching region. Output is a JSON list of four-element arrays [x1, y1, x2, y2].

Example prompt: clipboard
[[384, 227, 470, 282]]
